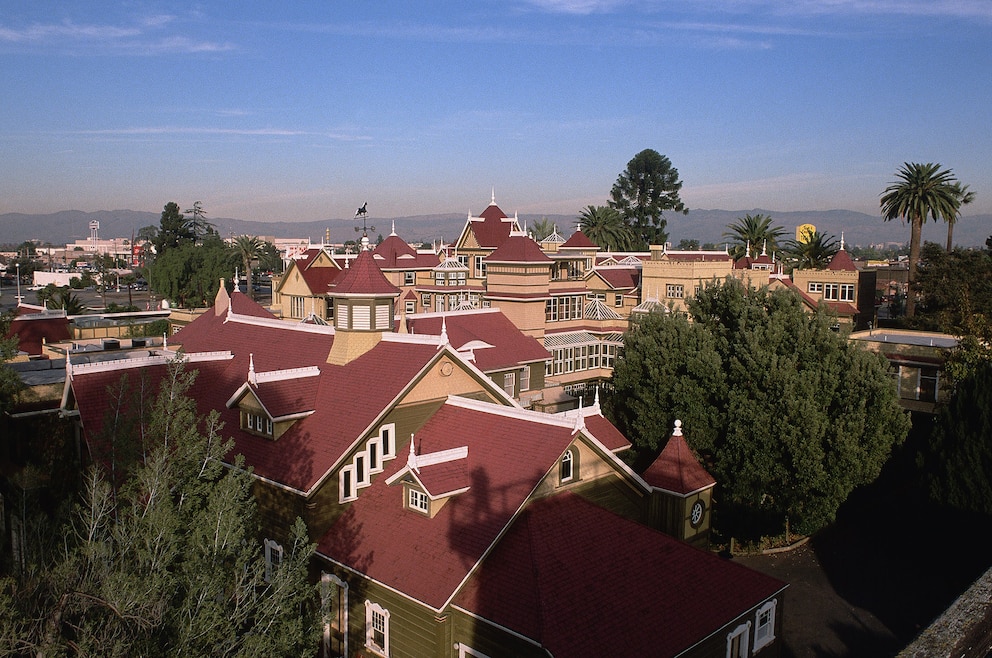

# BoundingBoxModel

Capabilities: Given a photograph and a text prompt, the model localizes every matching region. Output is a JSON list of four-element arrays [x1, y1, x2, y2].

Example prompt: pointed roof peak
[[331, 249, 401, 296]]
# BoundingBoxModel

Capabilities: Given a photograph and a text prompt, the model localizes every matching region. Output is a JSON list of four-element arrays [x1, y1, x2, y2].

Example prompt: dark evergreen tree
[[608, 149, 687, 249]]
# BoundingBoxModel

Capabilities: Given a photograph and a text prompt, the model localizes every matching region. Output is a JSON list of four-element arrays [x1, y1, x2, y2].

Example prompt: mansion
[[271, 195, 874, 408]]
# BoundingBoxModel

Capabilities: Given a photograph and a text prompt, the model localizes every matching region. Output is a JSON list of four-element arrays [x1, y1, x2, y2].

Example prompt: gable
[[399, 353, 507, 407]]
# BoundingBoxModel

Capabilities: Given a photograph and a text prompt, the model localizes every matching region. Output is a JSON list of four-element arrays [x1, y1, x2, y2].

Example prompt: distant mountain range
[[1, 208, 989, 250]]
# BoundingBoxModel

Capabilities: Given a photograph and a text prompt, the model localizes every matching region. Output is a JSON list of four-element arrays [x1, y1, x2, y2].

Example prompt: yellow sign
[[796, 223, 816, 243]]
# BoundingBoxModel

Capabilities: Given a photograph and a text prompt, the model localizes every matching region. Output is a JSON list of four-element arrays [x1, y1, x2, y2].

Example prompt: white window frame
[[807, 281, 823, 294], [614, 293, 623, 307], [456, 644, 492, 658], [823, 283, 839, 301], [404, 300, 416, 315], [560, 448, 574, 483], [339, 464, 357, 502], [380, 423, 396, 459], [408, 487, 429, 514], [404, 271, 415, 285], [365, 600, 390, 656], [475, 255, 486, 278], [753, 599, 777, 652], [368, 436, 383, 473], [503, 372, 515, 396], [667, 283, 684, 299], [520, 365, 531, 392], [355, 450, 370, 488], [726, 620, 751, 658], [264, 538, 283, 583], [290, 295, 306, 318], [321, 573, 349, 658], [840, 283, 855, 302]]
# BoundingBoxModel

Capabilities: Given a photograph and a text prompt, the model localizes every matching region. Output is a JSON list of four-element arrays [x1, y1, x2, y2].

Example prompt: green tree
[[151, 234, 239, 308], [530, 217, 556, 241], [153, 202, 194, 254], [257, 241, 284, 274], [233, 235, 264, 301], [0, 310, 23, 416], [607, 278, 910, 536], [722, 214, 786, 260], [677, 239, 700, 250], [945, 182, 975, 252], [0, 357, 318, 655], [577, 205, 637, 252], [608, 149, 687, 248], [880, 162, 961, 317], [784, 230, 839, 271], [913, 242, 992, 335]]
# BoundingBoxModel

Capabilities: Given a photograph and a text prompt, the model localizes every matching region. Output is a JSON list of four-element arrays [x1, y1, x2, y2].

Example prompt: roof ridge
[[254, 364, 321, 384], [70, 350, 233, 375], [444, 395, 573, 429], [226, 311, 336, 335]]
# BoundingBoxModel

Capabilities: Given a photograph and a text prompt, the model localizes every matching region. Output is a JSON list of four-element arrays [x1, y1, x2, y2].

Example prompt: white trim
[[456, 643, 492, 658], [753, 598, 777, 652], [69, 350, 233, 375], [253, 365, 321, 384], [321, 572, 349, 658], [264, 538, 283, 583], [450, 605, 544, 649], [225, 310, 335, 335], [726, 620, 750, 658], [365, 600, 390, 656], [339, 465, 357, 502]]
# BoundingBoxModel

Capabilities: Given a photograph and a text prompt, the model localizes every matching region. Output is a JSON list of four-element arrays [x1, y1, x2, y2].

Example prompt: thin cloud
[[523, 0, 632, 14], [71, 126, 372, 141]]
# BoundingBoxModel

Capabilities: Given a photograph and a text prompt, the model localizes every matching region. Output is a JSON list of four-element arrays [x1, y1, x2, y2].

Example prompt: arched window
[[560, 449, 575, 483]]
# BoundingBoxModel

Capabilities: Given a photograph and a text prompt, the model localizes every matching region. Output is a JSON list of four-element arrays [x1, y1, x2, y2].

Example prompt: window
[[321, 573, 349, 658], [337, 304, 350, 329], [355, 452, 369, 487], [667, 284, 684, 299], [560, 449, 574, 483], [339, 465, 356, 502], [368, 437, 383, 473], [326, 297, 335, 320], [375, 304, 390, 329], [807, 282, 823, 294], [435, 270, 445, 284], [614, 293, 623, 307], [409, 488, 429, 514], [475, 255, 486, 278], [726, 621, 751, 658], [380, 424, 395, 459], [503, 372, 515, 397], [243, 411, 273, 437], [422, 293, 431, 306], [520, 365, 531, 392], [264, 538, 283, 583], [404, 271, 415, 285], [840, 283, 855, 302], [290, 295, 306, 318], [365, 600, 390, 656], [405, 300, 415, 314], [753, 600, 777, 652], [919, 366, 939, 402], [823, 283, 839, 300], [457, 255, 469, 268]]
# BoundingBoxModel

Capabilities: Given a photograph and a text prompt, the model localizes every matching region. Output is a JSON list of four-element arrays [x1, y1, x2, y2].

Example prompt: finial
[[491, 187, 496, 205], [391, 219, 396, 237], [840, 231, 845, 250], [439, 316, 449, 347], [248, 353, 256, 385], [761, 239, 767, 256], [163, 332, 168, 350], [234, 266, 239, 288], [746, 241, 751, 259], [593, 385, 600, 410], [65, 351, 73, 380], [573, 406, 585, 433], [673, 419, 683, 436], [408, 434, 418, 472]]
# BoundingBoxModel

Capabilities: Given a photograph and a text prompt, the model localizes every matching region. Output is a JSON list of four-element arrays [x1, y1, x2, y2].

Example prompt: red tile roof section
[[641, 430, 716, 494], [373, 235, 440, 269], [406, 310, 550, 371], [486, 235, 552, 263], [252, 376, 319, 418], [415, 458, 471, 497], [827, 249, 858, 271], [8, 314, 71, 355], [593, 267, 640, 291], [583, 413, 631, 452], [329, 249, 401, 296], [560, 230, 598, 249], [453, 492, 786, 657], [468, 204, 516, 248], [318, 400, 576, 609]]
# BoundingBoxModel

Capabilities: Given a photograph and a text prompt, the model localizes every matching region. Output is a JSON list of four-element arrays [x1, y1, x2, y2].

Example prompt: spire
[[573, 403, 586, 433], [439, 315, 449, 347], [761, 239, 767, 256], [248, 353, 257, 386], [593, 385, 601, 412], [163, 332, 168, 350], [490, 187, 496, 205], [408, 434, 418, 473], [840, 231, 845, 251], [390, 219, 396, 237], [673, 419, 683, 436], [65, 351, 72, 381], [746, 241, 751, 259]]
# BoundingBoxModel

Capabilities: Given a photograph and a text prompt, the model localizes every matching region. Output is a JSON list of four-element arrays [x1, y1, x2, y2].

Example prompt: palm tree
[[945, 183, 975, 252], [233, 235, 264, 300], [880, 162, 961, 317], [577, 205, 637, 252], [530, 217, 556, 241], [722, 214, 786, 260], [784, 231, 839, 270]]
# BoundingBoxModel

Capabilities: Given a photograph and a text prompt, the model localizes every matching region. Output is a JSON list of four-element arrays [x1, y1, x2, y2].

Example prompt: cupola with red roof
[[326, 246, 402, 365], [641, 420, 717, 546]]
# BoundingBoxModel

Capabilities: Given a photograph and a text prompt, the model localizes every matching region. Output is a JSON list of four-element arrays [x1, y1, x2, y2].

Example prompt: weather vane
[[354, 202, 374, 236]]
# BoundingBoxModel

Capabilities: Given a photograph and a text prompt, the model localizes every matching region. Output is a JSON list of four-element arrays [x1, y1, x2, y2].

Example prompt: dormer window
[[560, 449, 574, 483], [408, 488, 429, 514], [243, 411, 273, 437]]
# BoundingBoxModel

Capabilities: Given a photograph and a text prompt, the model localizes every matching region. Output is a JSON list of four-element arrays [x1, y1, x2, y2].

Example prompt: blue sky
[[2, 1, 990, 224]]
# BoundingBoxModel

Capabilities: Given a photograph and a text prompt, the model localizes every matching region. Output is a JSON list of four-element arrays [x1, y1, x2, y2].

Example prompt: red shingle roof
[[453, 492, 786, 657], [8, 311, 71, 355], [318, 399, 577, 609], [406, 309, 550, 372], [593, 267, 640, 291], [466, 203, 516, 249], [330, 249, 401, 297], [584, 413, 631, 452], [561, 230, 598, 249], [642, 427, 716, 494], [827, 248, 858, 272], [486, 235, 552, 263], [373, 235, 440, 269]]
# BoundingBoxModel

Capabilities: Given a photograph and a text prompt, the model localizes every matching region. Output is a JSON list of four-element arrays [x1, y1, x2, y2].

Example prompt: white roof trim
[[69, 350, 233, 375], [445, 395, 575, 430], [225, 311, 335, 335], [254, 365, 321, 384]]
